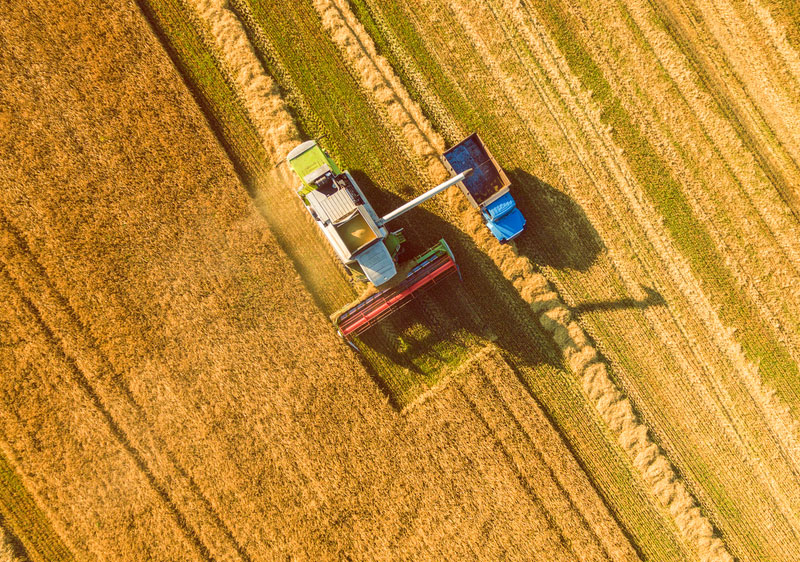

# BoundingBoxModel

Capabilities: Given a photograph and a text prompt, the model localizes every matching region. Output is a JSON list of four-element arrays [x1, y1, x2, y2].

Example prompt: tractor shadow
[[508, 168, 666, 313], [507, 168, 603, 273]]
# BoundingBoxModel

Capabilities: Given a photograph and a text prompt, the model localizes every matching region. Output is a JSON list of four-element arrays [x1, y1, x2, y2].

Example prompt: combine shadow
[[346, 170, 499, 405]]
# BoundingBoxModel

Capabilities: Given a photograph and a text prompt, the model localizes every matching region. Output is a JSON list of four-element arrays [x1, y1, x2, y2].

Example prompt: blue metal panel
[[484, 192, 517, 220], [486, 206, 526, 242]]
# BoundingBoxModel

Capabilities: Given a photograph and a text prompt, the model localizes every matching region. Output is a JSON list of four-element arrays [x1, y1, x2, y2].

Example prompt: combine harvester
[[442, 133, 526, 242], [287, 139, 472, 342]]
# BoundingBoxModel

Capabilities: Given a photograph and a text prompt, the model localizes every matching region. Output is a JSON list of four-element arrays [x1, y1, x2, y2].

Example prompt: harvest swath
[[2, 0, 800, 560]]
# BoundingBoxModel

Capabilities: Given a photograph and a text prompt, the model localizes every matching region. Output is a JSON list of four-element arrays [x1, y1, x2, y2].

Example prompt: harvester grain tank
[[442, 133, 526, 242], [287, 139, 471, 340]]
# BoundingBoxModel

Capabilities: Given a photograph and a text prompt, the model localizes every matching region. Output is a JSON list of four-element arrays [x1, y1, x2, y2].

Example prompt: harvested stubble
[[349, 0, 800, 558], [684, 0, 800, 172], [314, 0, 731, 559], [508, 0, 800, 551]]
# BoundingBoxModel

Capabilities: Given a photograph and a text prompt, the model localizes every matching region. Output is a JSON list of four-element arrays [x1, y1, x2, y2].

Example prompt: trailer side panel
[[442, 133, 510, 207]]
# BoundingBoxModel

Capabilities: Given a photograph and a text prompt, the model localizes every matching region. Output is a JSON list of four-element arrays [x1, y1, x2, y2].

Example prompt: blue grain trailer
[[442, 133, 526, 242]]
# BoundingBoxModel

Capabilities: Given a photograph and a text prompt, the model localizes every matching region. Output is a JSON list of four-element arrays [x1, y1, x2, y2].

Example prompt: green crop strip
[[0, 454, 73, 561], [526, 0, 800, 409]]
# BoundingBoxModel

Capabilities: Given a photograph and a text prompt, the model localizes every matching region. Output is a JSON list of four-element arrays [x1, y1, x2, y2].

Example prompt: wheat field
[[2, 0, 800, 560]]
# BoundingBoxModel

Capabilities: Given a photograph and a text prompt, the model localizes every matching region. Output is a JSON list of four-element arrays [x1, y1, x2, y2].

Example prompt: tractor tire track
[[0, 214, 252, 562], [0, 266, 209, 561], [460, 204, 734, 562], [457, 355, 638, 562], [617, 0, 800, 469], [519, 0, 800, 487], [633, 0, 800, 350], [743, 0, 800, 89], [684, 0, 800, 170]]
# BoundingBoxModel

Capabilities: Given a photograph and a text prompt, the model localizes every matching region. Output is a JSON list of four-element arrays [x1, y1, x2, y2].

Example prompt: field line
[[461, 368, 625, 561], [0, 443, 73, 562], [479, 355, 646, 561], [318, 0, 731, 558], [629, 0, 800, 351], [745, 0, 800, 88]]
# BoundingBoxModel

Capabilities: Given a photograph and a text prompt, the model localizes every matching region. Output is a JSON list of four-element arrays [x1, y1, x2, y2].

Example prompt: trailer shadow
[[507, 168, 604, 273], [508, 168, 667, 316]]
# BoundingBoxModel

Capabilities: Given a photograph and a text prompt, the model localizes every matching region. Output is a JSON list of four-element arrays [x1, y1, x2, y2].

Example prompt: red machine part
[[336, 250, 459, 339]]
